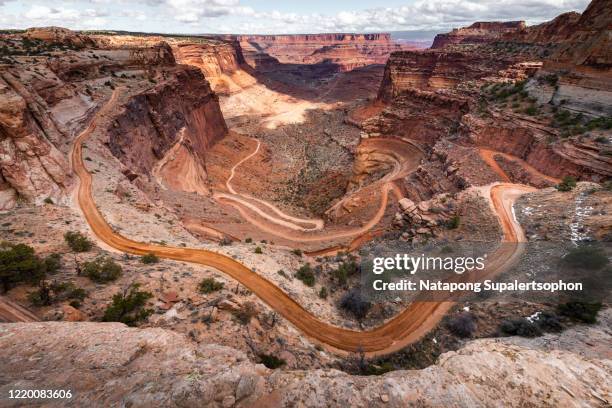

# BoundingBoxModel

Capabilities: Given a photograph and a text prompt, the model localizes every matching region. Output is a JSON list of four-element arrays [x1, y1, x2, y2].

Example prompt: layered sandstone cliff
[[431, 21, 526, 49], [0, 28, 228, 209], [172, 39, 256, 94], [378, 50, 513, 101], [107, 66, 227, 181], [371, 0, 611, 185], [237, 33, 409, 71]]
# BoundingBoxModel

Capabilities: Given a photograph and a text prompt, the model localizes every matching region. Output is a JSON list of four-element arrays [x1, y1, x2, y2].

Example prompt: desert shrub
[[102, 283, 153, 326], [245, 237, 253, 243], [277, 269, 288, 278], [319, 287, 328, 299], [292, 249, 303, 257], [556, 176, 577, 192], [500, 318, 542, 337], [524, 105, 539, 116], [562, 245, 608, 270], [43, 253, 61, 274], [232, 301, 257, 325], [340, 289, 371, 320], [332, 258, 360, 286], [83, 256, 122, 283], [535, 311, 563, 332], [295, 263, 315, 287], [363, 361, 395, 376], [543, 73, 558, 86], [258, 353, 286, 369], [140, 253, 159, 264], [29, 281, 86, 306], [43, 197, 54, 204], [0, 242, 53, 292], [446, 312, 477, 338], [447, 215, 461, 229], [557, 301, 602, 324], [64, 231, 92, 252], [254, 246, 263, 254], [198, 277, 224, 294]]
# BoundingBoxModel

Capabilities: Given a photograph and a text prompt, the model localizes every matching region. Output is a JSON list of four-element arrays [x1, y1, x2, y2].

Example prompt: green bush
[[245, 237, 253, 243], [340, 289, 371, 320], [254, 246, 263, 254], [140, 253, 159, 264], [291, 249, 303, 257], [556, 176, 577, 192], [0, 242, 55, 292], [29, 281, 86, 306], [295, 263, 315, 287], [557, 301, 602, 324], [198, 277, 224, 294], [446, 312, 477, 338], [258, 353, 286, 369], [43, 197, 54, 204], [447, 215, 461, 230], [524, 105, 538, 116], [562, 245, 609, 270], [83, 256, 122, 283], [319, 287, 328, 299], [500, 318, 542, 337], [536, 311, 563, 332], [102, 283, 153, 326], [64, 231, 93, 252], [332, 259, 359, 285]]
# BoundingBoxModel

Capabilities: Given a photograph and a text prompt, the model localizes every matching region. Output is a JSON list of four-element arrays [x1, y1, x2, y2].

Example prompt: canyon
[[0, 0, 610, 406]]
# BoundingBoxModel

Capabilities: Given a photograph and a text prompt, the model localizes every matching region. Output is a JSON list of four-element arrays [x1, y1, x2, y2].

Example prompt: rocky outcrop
[[431, 21, 526, 49], [378, 50, 512, 99], [462, 113, 612, 181], [24, 26, 95, 48], [0, 72, 72, 207], [172, 40, 256, 95], [107, 67, 227, 177], [365, 88, 468, 144], [0, 311, 610, 407], [237, 33, 409, 71]]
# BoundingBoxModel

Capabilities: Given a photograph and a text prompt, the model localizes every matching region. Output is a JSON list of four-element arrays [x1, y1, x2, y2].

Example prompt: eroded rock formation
[[237, 33, 411, 72], [107, 67, 226, 178], [0, 27, 229, 209], [367, 0, 611, 191], [0, 311, 609, 407], [172, 39, 256, 95], [431, 21, 526, 49]]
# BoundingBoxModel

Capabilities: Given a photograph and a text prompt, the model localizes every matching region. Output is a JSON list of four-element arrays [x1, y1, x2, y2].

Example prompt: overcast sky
[[0, 0, 590, 35]]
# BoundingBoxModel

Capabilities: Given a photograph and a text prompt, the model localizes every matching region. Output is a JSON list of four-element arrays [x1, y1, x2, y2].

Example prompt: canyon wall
[[0, 28, 229, 209], [431, 21, 526, 49], [378, 50, 512, 100], [171, 39, 257, 95], [237, 33, 410, 71], [0, 72, 72, 208], [108, 67, 227, 177], [372, 0, 611, 184]]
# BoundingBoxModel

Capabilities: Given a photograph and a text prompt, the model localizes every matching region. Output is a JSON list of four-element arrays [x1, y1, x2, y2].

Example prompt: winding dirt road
[[71, 90, 534, 356], [215, 136, 421, 244]]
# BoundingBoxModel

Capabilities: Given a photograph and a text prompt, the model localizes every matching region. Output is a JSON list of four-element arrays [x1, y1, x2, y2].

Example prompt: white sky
[[0, 0, 591, 35]]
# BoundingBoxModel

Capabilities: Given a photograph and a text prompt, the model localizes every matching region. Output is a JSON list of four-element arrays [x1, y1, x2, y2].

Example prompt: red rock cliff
[[236, 33, 409, 71], [107, 67, 227, 176], [171, 39, 256, 95], [431, 21, 526, 49]]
